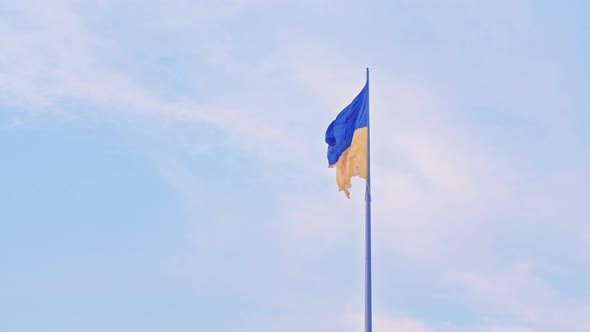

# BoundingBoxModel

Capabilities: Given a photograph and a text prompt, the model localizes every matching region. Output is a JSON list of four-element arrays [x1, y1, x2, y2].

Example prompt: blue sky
[[1, 1, 589, 331]]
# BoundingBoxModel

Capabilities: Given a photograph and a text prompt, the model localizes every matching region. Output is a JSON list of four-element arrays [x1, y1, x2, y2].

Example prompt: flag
[[325, 82, 369, 198]]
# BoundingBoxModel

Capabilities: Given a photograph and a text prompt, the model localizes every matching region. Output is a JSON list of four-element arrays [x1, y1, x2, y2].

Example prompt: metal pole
[[364, 67, 372, 332]]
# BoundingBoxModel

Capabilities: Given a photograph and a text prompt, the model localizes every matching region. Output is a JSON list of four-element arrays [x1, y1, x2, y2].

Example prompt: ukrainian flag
[[325, 81, 369, 198]]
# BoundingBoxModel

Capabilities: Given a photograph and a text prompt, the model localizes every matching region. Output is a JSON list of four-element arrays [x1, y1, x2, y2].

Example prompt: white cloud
[[347, 311, 434, 332], [446, 262, 590, 331]]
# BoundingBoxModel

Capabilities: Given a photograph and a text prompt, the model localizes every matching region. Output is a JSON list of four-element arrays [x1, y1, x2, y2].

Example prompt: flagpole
[[365, 67, 372, 332]]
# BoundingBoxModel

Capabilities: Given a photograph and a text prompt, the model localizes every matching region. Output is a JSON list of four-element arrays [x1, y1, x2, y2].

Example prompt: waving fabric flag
[[325, 82, 369, 198], [325, 70, 373, 332]]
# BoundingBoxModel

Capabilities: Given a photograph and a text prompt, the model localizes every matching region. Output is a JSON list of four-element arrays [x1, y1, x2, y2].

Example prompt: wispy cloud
[[2, 1, 589, 332]]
